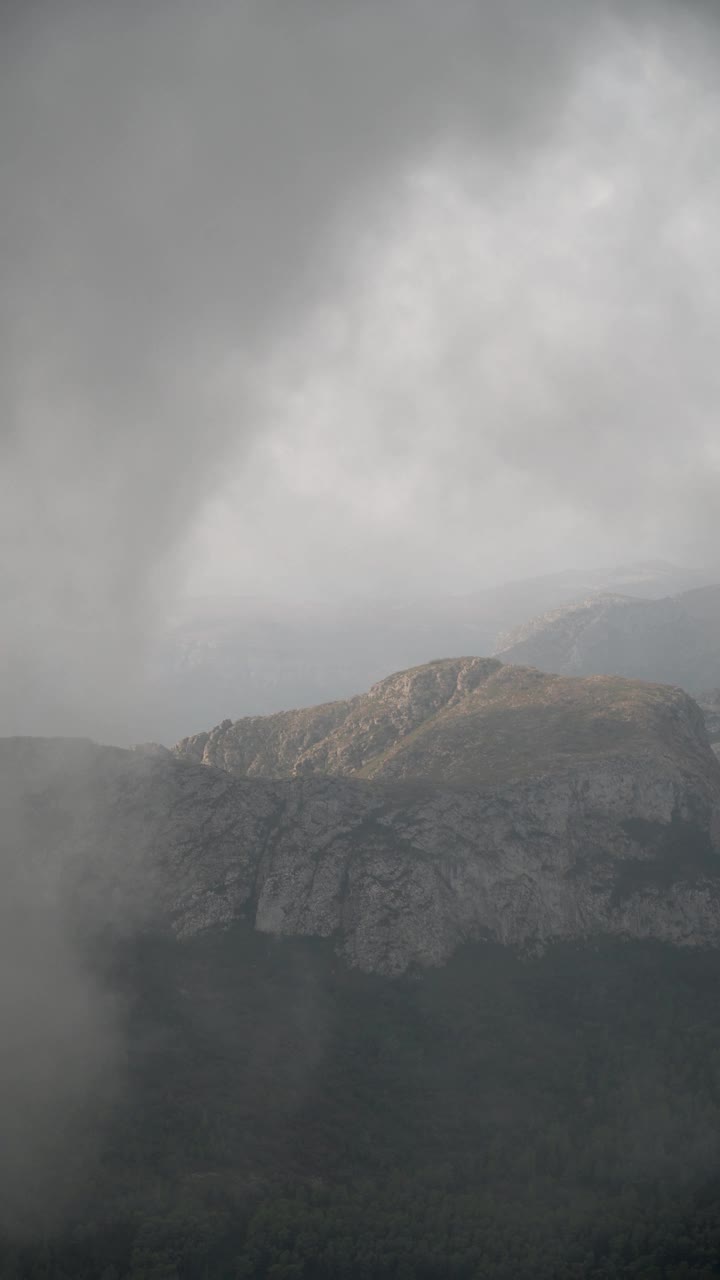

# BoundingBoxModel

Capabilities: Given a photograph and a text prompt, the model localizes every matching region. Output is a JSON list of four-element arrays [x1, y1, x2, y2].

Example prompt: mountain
[[5, 658, 720, 1275], [136, 561, 713, 744], [6, 659, 718, 976], [173, 653, 717, 787], [494, 584, 720, 694]]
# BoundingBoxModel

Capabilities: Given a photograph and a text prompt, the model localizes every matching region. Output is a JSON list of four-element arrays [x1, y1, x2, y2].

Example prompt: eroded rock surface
[[173, 657, 711, 787], [4, 660, 720, 973]]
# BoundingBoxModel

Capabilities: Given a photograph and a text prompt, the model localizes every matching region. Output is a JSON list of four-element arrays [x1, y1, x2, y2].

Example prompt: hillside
[[4, 725, 720, 1273], [173, 656, 714, 788], [4, 656, 718, 979], [5, 661, 720, 1275], [495, 584, 720, 693], [8, 928, 720, 1280]]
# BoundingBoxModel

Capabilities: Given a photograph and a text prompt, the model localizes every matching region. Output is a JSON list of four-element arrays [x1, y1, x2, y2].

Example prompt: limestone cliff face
[[5, 660, 720, 974]]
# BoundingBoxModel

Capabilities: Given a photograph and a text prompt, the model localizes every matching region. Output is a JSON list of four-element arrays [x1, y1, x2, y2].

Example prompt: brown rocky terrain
[[173, 656, 713, 788]]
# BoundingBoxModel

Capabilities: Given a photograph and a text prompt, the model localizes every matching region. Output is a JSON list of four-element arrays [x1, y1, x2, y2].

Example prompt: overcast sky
[[3, 0, 720, 737]]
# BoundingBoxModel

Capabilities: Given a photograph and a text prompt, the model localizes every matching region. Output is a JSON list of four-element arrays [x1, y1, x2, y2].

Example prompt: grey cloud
[[1, 0, 719, 741], [187, 5, 720, 603]]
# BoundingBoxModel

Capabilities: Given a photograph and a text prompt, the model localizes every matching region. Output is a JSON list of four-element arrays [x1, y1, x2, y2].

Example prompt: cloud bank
[[1, 1, 719, 738]]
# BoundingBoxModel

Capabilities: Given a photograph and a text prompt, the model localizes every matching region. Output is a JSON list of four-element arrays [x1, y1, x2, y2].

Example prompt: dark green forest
[[4, 927, 720, 1279]]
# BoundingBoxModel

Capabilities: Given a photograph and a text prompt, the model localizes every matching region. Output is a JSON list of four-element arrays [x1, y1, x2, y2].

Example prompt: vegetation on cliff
[[3, 928, 720, 1278]]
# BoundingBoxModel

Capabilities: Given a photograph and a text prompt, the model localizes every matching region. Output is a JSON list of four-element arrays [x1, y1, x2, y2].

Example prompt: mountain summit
[[173, 655, 712, 788], [6, 658, 720, 977]]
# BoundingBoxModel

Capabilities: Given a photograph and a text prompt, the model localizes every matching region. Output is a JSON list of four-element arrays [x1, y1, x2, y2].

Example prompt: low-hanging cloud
[[186, 11, 720, 603], [1, 0, 719, 742]]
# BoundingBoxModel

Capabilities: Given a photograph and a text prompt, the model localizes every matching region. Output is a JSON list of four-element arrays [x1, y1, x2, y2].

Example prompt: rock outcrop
[[173, 657, 502, 779], [4, 660, 720, 974], [173, 657, 712, 787]]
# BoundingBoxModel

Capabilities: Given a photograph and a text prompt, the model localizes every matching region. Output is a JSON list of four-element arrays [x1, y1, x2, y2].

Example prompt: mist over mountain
[[4, 655, 720, 1273], [140, 561, 712, 746], [496, 583, 720, 695]]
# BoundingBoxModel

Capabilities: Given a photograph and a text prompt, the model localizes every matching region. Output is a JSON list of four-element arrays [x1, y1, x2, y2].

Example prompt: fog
[[2, 0, 720, 744]]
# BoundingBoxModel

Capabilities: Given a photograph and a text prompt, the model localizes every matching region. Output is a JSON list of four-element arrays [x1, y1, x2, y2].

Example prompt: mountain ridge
[[7, 658, 720, 975], [172, 656, 713, 789], [495, 584, 720, 692]]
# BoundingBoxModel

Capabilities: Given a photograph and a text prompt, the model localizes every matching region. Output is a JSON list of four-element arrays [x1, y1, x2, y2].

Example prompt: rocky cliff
[[5, 660, 720, 974]]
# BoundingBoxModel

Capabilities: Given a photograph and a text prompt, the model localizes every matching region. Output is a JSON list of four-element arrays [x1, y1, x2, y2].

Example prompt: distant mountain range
[[495, 583, 720, 696]]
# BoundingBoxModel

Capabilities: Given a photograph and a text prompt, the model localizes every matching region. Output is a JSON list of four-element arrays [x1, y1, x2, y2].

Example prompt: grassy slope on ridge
[[174, 657, 714, 789]]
